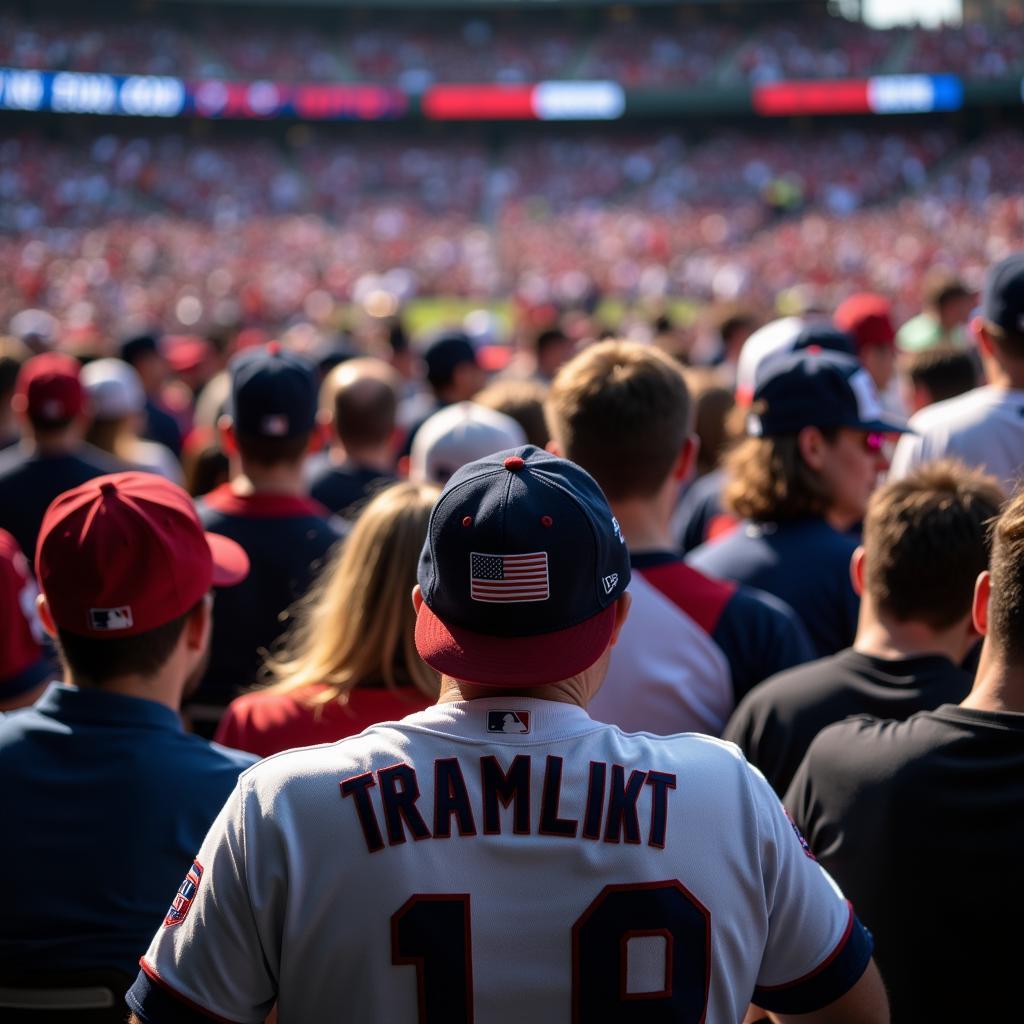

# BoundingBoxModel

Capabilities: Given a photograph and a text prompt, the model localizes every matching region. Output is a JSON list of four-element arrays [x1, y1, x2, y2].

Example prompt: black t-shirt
[[688, 518, 860, 658], [0, 444, 128, 558], [725, 648, 970, 794], [785, 705, 1024, 1021], [307, 453, 396, 519], [194, 486, 346, 711]]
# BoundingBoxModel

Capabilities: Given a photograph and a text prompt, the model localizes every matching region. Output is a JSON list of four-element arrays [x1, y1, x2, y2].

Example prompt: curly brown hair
[[722, 427, 837, 523]]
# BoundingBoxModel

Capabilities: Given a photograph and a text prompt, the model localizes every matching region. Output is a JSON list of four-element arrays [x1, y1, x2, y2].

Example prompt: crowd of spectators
[[1, 125, 1018, 334], [1, 8, 1023, 86]]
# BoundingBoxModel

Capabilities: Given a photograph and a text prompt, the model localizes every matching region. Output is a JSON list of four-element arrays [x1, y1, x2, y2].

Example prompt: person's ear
[[673, 435, 699, 482], [217, 415, 237, 457], [972, 316, 994, 359], [412, 584, 424, 614], [185, 594, 212, 651], [36, 594, 57, 638], [307, 421, 329, 455], [546, 439, 562, 456], [608, 591, 632, 648], [972, 571, 991, 635], [797, 426, 827, 472], [850, 546, 866, 596]]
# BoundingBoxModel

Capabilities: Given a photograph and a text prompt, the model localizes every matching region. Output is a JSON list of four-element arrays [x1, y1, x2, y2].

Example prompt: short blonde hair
[[264, 482, 440, 707], [546, 340, 691, 500]]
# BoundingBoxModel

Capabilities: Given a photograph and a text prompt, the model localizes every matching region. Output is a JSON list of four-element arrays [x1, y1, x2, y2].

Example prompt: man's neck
[[437, 674, 589, 708], [66, 672, 181, 713], [330, 441, 393, 474], [610, 497, 675, 554], [22, 431, 79, 457], [982, 353, 1024, 392], [231, 462, 307, 497], [853, 612, 972, 665], [961, 644, 1024, 714]]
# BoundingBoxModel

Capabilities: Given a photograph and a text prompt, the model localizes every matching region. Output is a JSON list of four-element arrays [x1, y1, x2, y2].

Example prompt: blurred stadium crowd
[[2, 127, 1023, 335], [3, 6, 1024, 84]]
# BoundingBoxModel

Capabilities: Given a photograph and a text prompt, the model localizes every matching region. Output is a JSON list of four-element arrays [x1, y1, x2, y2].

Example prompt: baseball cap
[[410, 402, 527, 485], [14, 352, 85, 424], [9, 308, 58, 351], [415, 445, 630, 687], [163, 335, 212, 375], [747, 351, 909, 438], [81, 358, 145, 420], [834, 293, 896, 351], [229, 343, 317, 439], [423, 331, 479, 391], [119, 332, 161, 366], [981, 252, 1024, 335], [36, 472, 249, 638], [734, 317, 854, 406]]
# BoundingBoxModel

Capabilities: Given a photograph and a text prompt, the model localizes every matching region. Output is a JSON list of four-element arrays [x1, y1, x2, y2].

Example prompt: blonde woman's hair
[[264, 481, 441, 707]]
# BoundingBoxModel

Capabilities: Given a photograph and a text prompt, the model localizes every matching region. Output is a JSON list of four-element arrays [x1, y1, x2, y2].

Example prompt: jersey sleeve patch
[[753, 903, 874, 1015], [127, 960, 244, 1024], [164, 860, 203, 927]]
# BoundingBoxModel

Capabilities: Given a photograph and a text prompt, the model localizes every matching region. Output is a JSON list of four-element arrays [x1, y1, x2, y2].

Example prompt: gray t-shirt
[[889, 385, 1024, 493]]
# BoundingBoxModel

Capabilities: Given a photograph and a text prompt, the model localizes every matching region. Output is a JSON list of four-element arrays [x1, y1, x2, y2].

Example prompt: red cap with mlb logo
[[36, 472, 249, 638]]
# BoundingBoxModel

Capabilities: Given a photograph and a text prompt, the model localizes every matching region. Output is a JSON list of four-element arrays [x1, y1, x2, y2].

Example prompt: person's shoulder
[[802, 707, 950, 786], [170, 727, 259, 774], [907, 386, 994, 433], [0, 445, 27, 480], [722, 581, 805, 630], [738, 651, 847, 714]]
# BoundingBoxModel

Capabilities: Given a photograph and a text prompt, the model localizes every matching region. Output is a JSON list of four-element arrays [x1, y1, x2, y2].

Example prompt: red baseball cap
[[834, 293, 896, 352], [14, 352, 85, 423], [36, 472, 249, 638]]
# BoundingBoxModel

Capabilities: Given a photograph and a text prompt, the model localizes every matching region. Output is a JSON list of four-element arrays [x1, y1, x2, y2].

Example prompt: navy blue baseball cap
[[415, 445, 631, 687], [748, 351, 909, 438], [229, 342, 317, 439], [982, 252, 1024, 336]]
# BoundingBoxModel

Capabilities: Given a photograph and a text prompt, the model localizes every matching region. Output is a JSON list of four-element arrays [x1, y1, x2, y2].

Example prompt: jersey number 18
[[391, 879, 711, 1022]]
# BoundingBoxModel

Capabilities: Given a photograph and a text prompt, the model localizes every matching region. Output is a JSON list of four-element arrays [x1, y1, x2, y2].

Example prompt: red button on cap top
[[503, 456, 525, 471]]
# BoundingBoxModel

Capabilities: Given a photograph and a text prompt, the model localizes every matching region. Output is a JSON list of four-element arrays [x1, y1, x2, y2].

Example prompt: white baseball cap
[[410, 401, 527, 485], [81, 358, 146, 421]]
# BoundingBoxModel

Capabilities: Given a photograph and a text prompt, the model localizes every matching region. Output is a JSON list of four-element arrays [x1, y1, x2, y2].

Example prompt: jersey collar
[[402, 697, 604, 744], [201, 483, 330, 519]]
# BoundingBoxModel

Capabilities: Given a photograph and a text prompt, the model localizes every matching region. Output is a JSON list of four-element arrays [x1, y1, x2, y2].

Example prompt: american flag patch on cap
[[470, 551, 549, 603]]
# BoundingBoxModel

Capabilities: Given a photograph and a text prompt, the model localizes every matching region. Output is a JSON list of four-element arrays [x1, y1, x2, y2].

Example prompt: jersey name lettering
[[340, 755, 677, 853]]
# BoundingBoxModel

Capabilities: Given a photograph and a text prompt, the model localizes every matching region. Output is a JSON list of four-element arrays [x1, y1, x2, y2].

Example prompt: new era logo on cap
[[487, 710, 531, 734], [89, 606, 134, 631], [602, 574, 619, 595]]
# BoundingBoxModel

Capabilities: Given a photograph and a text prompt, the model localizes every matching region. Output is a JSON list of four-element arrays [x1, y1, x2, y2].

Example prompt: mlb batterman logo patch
[[89, 606, 134, 631], [487, 710, 531, 734], [165, 860, 203, 926]]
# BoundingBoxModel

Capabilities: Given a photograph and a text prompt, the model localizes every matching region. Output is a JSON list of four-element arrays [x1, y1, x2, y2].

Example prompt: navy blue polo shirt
[[688, 518, 860, 658], [195, 486, 346, 707], [0, 684, 255, 977]]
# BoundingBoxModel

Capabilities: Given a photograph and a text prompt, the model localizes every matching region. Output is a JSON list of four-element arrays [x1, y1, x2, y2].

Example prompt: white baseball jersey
[[889, 385, 1024, 494], [128, 698, 872, 1023]]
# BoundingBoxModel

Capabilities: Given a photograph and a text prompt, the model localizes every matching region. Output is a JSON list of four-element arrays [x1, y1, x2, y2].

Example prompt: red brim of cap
[[206, 533, 249, 587], [415, 601, 616, 688]]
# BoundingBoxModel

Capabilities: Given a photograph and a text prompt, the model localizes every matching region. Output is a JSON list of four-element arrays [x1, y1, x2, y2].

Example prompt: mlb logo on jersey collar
[[487, 710, 531, 734]]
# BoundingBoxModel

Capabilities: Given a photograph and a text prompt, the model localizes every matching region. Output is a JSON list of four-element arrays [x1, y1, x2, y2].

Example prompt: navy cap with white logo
[[982, 251, 1024, 336], [415, 445, 630, 687], [747, 351, 909, 438], [229, 343, 317, 439]]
